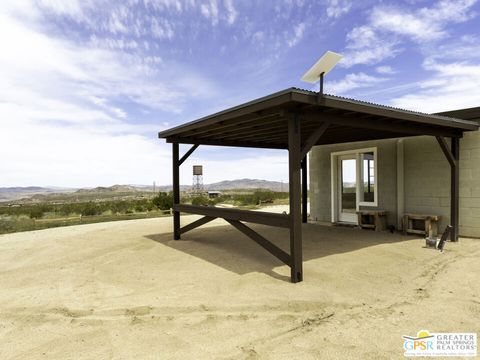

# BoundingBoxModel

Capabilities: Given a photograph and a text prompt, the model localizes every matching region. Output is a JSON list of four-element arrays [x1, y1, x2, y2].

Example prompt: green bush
[[59, 203, 75, 216], [81, 203, 101, 216], [152, 192, 173, 210], [230, 190, 289, 206], [28, 207, 44, 219], [135, 204, 146, 212], [191, 196, 209, 206]]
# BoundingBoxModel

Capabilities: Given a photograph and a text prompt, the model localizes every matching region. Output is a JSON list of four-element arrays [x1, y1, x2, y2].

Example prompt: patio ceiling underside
[[159, 89, 478, 149]]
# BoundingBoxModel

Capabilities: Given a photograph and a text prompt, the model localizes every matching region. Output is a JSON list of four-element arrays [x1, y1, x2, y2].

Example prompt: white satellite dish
[[301, 51, 343, 83]]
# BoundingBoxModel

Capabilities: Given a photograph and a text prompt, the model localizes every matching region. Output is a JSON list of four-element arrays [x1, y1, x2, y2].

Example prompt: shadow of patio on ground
[[145, 220, 418, 282]]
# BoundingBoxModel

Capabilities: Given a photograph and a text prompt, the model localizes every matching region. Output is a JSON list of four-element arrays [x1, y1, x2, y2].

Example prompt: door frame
[[337, 154, 358, 223], [331, 147, 378, 223]]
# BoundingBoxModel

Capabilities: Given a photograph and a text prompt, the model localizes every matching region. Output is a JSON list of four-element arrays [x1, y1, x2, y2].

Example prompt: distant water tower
[[192, 165, 204, 194]]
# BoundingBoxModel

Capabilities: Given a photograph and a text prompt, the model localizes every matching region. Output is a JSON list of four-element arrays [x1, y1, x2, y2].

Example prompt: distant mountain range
[[0, 179, 288, 202], [0, 186, 74, 202], [154, 178, 288, 192], [206, 179, 287, 191], [74, 185, 138, 193]]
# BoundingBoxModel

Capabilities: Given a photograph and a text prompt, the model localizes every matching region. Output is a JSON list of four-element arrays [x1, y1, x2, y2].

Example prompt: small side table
[[356, 210, 388, 231], [403, 213, 441, 238]]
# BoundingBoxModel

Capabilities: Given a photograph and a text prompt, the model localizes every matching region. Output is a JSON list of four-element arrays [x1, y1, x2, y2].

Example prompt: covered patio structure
[[158, 88, 479, 283]]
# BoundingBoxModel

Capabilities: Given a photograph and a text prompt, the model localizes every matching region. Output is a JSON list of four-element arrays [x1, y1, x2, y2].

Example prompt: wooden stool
[[403, 213, 441, 237], [356, 210, 388, 231]]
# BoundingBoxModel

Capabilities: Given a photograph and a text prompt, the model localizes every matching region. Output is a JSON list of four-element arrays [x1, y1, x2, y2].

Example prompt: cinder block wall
[[309, 131, 480, 238], [403, 132, 480, 237], [458, 131, 480, 237], [403, 136, 451, 231]]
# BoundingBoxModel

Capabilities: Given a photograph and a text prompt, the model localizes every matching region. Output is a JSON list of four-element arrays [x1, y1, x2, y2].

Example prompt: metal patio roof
[[158, 88, 478, 149]]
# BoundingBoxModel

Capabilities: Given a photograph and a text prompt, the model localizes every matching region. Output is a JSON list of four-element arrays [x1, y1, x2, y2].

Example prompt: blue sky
[[0, 0, 479, 187]]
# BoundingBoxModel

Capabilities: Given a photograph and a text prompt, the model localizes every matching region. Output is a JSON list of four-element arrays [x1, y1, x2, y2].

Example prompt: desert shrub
[[191, 196, 209, 206], [152, 192, 173, 210], [28, 207, 45, 219], [81, 203, 101, 216], [230, 190, 289, 206], [145, 202, 154, 211], [59, 203, 76, 216], [134, 203, 146, 212]]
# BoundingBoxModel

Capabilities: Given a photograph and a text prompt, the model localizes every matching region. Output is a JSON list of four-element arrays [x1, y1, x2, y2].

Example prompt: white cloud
[[345, 25, 378, 49], [252, 31, 265, 45], [325, 0, 352, 19], [105, 8, 129, 34], [151, 17, 174, 39], [390, 59, 480, 113], [375, 65, 396, 74], [287, 23, 306, 48], [0, 117, 171, 187], [428, 35, 480, 62], [327, 72, 387, 95], [224, 0, 237, 25], [143, 0, 183, 12], [37, 0, 88, 20], [200, 0, 220, 26], [0, 8, 216, 112], [0, 3, 221, 187], [0, 0, 41, 19], [370, 0, 476, 42], [341, 24, 401, 67], [89, 35, 139, 50], [341, 44, 400, 68], [341, 0, 477, 67], [143, 0, 237, 27]]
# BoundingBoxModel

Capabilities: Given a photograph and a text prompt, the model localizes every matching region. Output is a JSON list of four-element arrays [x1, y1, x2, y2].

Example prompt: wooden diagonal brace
[[180, 216, 216, 234], [301, 122, 329, 159], [174, 204, 290, 228], [226, 220, 291, 266], [435, 136, 456, 167], [179, 144, 199, 166]]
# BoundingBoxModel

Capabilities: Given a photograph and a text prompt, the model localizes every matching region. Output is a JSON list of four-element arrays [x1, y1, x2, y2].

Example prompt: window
[[360, 152, 375, 204]]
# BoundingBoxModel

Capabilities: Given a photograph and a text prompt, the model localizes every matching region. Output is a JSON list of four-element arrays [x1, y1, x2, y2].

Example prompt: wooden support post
[[451, 137, 460, 242], [301, 156, 308, 224], [172, 142, 181, 240], [288, 115, 303, 283]]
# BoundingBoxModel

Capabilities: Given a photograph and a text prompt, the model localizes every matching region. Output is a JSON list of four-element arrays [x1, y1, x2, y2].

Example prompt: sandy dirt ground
[[0, 210, 479, 359]]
